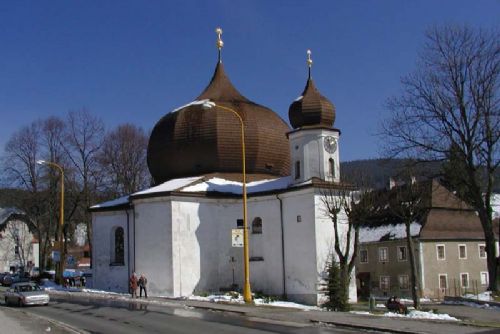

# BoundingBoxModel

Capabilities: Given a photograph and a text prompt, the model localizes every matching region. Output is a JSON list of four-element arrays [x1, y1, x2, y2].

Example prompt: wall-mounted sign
[[232, 229, 244, 247]]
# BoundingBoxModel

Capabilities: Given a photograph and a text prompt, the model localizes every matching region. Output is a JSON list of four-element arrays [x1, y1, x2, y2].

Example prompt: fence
[[435, 278, 483, 300]]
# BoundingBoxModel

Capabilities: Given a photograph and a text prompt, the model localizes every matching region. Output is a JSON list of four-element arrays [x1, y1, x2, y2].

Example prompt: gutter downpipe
[[276, 194, 287, 298], [126, 210, 131, 276]]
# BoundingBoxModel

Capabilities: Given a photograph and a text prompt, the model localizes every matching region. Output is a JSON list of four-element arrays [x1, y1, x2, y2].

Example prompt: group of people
[[129, 272, 148, 298]]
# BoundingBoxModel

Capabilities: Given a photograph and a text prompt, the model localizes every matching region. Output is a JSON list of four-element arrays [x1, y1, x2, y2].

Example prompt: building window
[[397, 246, 407, 261], [439, 274, 448, 289], [478, 244, 486, 258], [252, 217, 262, 234], [236, 219, 244, 228], [359, 249, 368, 263], [460, 273, 469, 288], [399, 275, 409, 290], [380, 276, 390, 291], [458, 244, 467, 259], [378, 247, 388, 262], [295, 161, 301, 180], [329, 158, 335, 178], [480, 272, 489, 286], [113, 227, 124, 265], [436, 244, 445, 260]]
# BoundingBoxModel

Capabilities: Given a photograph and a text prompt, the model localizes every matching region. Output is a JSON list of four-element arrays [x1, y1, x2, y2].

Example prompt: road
[[1, 295, 367, 334]]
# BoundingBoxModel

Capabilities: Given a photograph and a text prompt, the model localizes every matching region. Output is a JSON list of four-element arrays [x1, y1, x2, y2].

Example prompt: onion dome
[[147, 28, 290, 184], [288, 50, 335, 129]]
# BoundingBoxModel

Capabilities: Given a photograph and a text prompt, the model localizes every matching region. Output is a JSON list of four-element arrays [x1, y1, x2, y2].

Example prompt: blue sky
[[0, 1, 498, 161]]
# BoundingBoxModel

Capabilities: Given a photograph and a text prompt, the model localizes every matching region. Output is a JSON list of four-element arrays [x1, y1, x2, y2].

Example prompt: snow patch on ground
[[187, 294, 321, 311], [384, 310, 459, 321]]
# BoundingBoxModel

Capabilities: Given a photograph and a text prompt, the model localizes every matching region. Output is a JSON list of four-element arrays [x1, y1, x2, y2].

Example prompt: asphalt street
[[1, 295, 367, 334]]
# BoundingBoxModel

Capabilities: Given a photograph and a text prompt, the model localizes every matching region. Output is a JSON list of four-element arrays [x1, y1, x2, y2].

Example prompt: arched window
[[114, 227, 124, 265], [329, 158, 335, 178], [295, 161, 301, 180], [252, 217, 263, 234]]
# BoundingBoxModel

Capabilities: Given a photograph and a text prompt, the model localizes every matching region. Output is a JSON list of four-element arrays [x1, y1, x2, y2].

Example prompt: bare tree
[[2, 121, 50, 269], [98, 124, 149, 196], [382, 25, 500, 291], [320, 177, 374, 310], [387, 178, 428, 309], [63, 109, 105, 260]]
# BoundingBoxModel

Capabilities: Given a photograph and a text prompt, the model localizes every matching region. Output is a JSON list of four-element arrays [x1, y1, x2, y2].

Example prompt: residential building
[[356, 180, 499, 299]]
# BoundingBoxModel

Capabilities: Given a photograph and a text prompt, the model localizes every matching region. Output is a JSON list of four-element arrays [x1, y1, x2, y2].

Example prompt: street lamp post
[[36, 160, 65, 285], [202, 100, 252, 303]]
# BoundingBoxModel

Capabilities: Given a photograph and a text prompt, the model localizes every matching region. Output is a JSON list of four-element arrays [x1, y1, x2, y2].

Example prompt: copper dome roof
[[288, 76, 335, 129], [147, 62, 291, 184]]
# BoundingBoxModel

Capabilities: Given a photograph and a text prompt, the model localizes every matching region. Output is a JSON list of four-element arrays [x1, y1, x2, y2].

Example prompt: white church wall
[[168, 195, 285, 298], [280, 188, 319, 305], [246, 195, 285, 296], [314, 193, 358, 304], [134, 198, 174, 296], [92, 210, 130, 292]]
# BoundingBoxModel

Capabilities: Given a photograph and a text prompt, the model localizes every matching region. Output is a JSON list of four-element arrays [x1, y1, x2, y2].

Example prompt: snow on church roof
[[133, 176, 204, 196], [181, 176, 294, 194], [90, 195, 130, 209], [359, 222, 422, 243], [91, 175, 313, 210]]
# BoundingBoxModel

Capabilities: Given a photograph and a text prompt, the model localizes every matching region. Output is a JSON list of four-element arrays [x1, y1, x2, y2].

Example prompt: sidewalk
[[49, 290, 500, 334], [0, 306, 71, 334]]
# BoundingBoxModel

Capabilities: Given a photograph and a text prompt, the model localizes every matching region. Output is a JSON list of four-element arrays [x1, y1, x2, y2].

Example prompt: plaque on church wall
[[232, 229, 244, 247]]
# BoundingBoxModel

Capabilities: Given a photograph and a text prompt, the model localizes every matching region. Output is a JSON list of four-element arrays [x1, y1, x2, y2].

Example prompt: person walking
[[129, 272, 138, 298], [138, 273, 148, 298]]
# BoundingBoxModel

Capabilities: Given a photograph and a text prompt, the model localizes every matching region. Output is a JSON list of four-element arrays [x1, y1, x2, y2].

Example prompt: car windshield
[[17, 284, 41, 292]]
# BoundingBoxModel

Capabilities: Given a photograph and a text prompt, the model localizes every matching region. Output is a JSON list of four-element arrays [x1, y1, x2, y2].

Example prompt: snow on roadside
[[187, 294, 321, 311], [384, 310, 459, 321]]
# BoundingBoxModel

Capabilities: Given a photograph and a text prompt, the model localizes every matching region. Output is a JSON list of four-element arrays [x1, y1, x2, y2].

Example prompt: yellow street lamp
[[37, 160, 65, 285], [202, 100, 252, 303]]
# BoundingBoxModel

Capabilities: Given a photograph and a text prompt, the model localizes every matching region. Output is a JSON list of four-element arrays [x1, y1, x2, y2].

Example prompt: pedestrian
[[129, 272, 138, 298], [138, 273, 148, 298]]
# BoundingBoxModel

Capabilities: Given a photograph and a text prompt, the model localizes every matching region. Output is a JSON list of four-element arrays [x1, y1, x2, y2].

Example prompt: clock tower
[[287, 50, 340, 184]]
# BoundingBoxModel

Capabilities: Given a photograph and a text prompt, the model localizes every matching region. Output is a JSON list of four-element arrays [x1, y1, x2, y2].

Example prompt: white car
[[4, 282, 49, 306]]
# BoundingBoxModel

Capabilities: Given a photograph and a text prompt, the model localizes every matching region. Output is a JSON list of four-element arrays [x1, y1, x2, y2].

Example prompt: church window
[[112, 227, 125, 265], [329, 158, 335, 178], [252, 217, 262, 234], [295, 161, 300, 179]]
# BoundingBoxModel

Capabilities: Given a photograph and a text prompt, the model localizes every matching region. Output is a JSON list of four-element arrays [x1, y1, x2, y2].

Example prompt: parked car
[[385, 296, 409, 314], [2, 273, 30, 286], [4, 282, 49, 306]]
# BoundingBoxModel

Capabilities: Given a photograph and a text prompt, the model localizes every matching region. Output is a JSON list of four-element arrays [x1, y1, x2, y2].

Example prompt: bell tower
[[287, 50, 340, 184]]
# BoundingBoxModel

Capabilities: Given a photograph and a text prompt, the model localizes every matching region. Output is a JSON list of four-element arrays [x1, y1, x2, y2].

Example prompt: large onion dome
[[147, 61, 291, 184], [288, 50, 335, 129]]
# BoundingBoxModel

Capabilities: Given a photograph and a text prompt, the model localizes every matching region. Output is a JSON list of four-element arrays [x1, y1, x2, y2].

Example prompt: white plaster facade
[[91, 180, 358, 305], [0, 216, 38, 274], [289, 128, 340, 183]]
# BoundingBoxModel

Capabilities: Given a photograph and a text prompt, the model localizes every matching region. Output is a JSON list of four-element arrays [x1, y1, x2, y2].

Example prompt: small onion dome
[[147, 62, 291, 184], [288, 78, 335, 129]]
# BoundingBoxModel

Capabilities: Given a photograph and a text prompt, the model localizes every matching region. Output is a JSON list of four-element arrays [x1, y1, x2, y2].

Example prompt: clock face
[[324, 136, 337, 153]]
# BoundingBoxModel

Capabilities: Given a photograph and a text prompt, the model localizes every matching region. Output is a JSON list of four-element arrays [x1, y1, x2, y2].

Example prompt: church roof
[[147, 29, 291, 184], [288, 50, 335, 129]]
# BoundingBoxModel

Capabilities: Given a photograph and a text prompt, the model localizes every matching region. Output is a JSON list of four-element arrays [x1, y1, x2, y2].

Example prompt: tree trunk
[[477, 209, 498, 292], [406, 221, 420, 309]]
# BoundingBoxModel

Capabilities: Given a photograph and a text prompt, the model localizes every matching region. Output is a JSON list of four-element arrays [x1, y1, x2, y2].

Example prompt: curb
[[310, 319, 426, 334]]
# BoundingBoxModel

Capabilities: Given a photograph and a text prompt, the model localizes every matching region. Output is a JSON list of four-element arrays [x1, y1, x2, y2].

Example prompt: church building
[[90, 29, 357, 305]]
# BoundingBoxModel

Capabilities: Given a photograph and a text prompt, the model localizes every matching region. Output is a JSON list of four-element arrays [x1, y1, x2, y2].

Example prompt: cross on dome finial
[[216, 27, 224, 62], [306, 49, 313, 79]]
